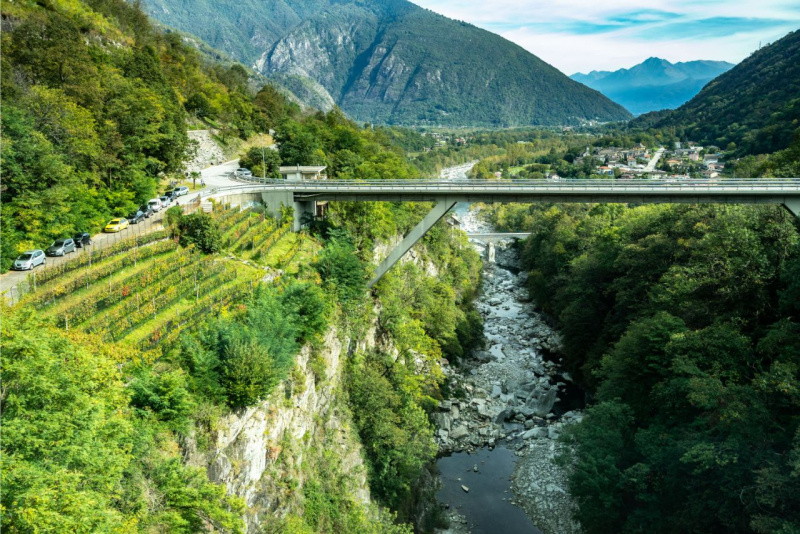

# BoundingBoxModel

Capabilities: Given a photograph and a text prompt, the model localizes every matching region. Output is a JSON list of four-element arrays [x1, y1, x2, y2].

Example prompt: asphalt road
[[1, 160, 241, 304], [645, 147, 666, 172]]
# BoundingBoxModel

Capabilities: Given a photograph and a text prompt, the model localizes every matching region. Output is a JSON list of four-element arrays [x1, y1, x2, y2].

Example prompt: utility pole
[[261, 136, 267, 184]]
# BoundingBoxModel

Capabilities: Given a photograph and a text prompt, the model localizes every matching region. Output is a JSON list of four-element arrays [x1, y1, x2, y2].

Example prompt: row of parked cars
[[109, 186, 191, 231], [11, 187, 192, 270], [11, 233, 93, 270]]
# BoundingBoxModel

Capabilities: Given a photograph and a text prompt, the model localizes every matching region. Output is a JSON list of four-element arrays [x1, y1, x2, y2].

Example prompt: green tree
[[313, 235, 368, 304], [1, 312, 133, 532], [239, 146, 281, 178], [178, 212, 222, 254]]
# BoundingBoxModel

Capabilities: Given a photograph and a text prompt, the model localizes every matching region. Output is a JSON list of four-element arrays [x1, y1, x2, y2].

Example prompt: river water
[[437, 446, 542, 534], [432, 163, 582, 534]]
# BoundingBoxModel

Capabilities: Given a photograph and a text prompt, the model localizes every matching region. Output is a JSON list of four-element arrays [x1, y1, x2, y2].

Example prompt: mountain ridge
[[636, 30, 800, 156], [571, 57, 734, 116], [140, 0, 632, 126]]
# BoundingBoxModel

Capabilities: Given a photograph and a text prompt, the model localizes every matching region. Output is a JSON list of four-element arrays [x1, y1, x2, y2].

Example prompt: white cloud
[[410, 0, 800, 73]]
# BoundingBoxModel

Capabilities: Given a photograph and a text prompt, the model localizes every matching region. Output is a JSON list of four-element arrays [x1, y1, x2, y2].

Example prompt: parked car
[[172, 186, 190, 196], [127, 210, 146, 224], [104, 218, 130, 233], [147, 198, 162, 212], [235, 168, 253, 179], [12, 250, 46, 270], [46, 238, 76, 256], [73, 232, 92, 247], [159, 195, 174, 207], [139, 205, 154, 218]]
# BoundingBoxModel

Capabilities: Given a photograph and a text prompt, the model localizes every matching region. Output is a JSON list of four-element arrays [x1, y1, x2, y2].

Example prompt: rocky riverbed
[[433, 207, 582, 534]]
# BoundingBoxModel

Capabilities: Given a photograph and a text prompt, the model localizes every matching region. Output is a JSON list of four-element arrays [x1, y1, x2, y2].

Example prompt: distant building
[[279, 165, 328, 181], [597, 166, 615, 176]]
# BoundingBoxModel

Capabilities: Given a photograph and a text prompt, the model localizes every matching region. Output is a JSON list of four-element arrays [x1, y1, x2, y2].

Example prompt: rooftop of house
[[279, 166, 327, 174]]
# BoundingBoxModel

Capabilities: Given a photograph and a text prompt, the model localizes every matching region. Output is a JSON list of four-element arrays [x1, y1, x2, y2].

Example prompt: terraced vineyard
[[15, 204, 322, 352]]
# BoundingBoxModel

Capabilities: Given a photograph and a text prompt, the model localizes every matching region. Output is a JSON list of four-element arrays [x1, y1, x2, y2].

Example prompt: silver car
[[12, 250, 46, 270], [46, 238, 76, 256]]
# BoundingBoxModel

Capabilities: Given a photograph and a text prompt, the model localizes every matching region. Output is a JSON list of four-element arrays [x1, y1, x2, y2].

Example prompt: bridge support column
[[784, 200, 800, 217], [261, 191, 314, 232], [368, 200, 457, 288], [294, 200, 316, 232]]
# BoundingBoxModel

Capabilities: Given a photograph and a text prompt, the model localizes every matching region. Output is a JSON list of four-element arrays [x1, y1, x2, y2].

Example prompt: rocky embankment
[[434, 209, 582, 533], [186, 130, 227, 172]]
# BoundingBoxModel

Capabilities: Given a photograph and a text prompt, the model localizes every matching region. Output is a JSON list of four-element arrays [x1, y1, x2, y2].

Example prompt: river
[[431, 163, 583, 534]]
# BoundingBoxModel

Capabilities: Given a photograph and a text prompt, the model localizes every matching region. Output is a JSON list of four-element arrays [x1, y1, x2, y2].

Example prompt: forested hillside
[[1, 2, 486, 532], [634, 29, 800, 156], [487, 200, 800, 532], [140, 0, 632, 127], [0, 0, 296, 270]]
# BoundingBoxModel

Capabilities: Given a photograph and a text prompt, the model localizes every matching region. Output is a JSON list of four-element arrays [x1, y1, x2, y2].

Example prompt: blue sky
[[410, 0, 800, 74]]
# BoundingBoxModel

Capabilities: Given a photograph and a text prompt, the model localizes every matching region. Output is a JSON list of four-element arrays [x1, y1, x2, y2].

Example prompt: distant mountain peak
[[642, 56, 669, 65], [571, 57, 735, 116]]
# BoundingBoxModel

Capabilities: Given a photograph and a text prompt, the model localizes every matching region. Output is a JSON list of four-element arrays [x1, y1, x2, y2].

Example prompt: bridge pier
[[368, 200, 458, 288], [262, 191, 315, 232]]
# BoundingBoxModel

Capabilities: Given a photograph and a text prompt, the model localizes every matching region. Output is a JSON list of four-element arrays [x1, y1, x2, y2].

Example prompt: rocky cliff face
[[184, 326, 378, 531]]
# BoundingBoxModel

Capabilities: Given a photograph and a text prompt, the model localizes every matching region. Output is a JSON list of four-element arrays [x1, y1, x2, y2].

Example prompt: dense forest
[[487, 199, 800, 532], [0, 0, 296, 270]]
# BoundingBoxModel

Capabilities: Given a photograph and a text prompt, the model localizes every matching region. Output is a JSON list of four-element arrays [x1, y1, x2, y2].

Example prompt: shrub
[[313, 235, 367, 304], [130, 367, 194, 431], [281, 282, 332, 342], [178, 212, 221, 254], [218, 338, 277, 409], [164, 206, 183, 233]]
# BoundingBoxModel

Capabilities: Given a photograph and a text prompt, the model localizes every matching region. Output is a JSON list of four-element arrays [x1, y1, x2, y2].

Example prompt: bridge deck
[[213, 178, 800, 206]]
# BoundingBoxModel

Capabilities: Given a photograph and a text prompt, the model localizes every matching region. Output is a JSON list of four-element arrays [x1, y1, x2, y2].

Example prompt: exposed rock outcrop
[[184, 327, 371, 532], [185, 130, 226, 172]]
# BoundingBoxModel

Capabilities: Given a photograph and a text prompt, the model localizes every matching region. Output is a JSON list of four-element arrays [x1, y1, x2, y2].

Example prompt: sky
[[410, 0, 800, 74]]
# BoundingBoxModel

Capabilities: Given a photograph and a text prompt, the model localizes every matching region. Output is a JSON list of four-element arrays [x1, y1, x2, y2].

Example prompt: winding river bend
[[432, 163, 583, 534]]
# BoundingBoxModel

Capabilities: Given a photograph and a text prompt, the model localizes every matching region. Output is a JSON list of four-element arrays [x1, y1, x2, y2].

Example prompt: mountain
[[140, 0, 632, 126], [571, 57, 735, 116], [637, 30, 800, 156]]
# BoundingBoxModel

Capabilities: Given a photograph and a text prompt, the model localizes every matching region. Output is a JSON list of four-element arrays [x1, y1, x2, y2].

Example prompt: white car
[[172, 186, 190, 196], [12, 250, 46, 270], [147, 198, 163, 212], [235, 168, 253, 178]]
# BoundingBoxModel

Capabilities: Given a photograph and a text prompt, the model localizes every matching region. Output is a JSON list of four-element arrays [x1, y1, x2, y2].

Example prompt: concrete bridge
[[467, 233, 532, 240], [201, 178, 800, 287]]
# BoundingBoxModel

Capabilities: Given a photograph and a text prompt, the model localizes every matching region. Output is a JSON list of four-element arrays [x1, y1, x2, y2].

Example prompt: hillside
[[140, 0, 632, 126], [0, 0, 301, 270], [636, 30, 800, 155], [571, 58, 734, 116]]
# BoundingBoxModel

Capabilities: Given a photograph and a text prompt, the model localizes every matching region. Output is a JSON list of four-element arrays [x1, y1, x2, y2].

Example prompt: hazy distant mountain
[[636, 30, 800, 156], [140, 0, 631, 126], [571, 58, 734, 116]]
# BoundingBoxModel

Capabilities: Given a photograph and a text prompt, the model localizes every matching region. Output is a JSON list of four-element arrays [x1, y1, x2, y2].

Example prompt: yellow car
[[104, 217, 130, 233]]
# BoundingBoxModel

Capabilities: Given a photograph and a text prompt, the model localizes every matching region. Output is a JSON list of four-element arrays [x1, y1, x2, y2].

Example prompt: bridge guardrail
[[197, 178, 800, 197]]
